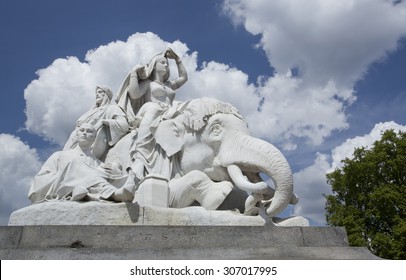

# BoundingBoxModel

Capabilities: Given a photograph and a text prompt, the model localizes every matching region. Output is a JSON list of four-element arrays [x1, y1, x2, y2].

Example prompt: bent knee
[[185, 170, 211, 184]]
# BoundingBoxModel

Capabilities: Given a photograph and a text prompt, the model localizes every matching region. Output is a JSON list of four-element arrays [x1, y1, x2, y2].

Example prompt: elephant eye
[[210, 123, 222, 136]]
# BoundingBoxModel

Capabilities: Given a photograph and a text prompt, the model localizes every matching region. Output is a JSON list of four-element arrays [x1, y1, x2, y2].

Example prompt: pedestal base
[[3, 202, 379, 259], [0, 225, 379, 259]]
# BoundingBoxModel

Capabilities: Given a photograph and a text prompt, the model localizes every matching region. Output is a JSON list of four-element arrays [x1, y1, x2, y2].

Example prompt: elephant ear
[[154, 119, 185, 157]]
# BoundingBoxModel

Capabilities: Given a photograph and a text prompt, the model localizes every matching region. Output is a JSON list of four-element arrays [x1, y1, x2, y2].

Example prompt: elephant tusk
[[227, 164, 270, 194]]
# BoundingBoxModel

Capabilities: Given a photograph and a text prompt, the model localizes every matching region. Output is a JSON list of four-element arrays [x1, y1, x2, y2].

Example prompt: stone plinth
[[0, 225, 379, 259], [3, 202, 378, 259], [134, 174, 170, 207]]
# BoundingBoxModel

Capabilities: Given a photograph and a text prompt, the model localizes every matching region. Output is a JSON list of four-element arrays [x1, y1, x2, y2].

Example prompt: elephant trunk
[[219, 133, 293, 217]]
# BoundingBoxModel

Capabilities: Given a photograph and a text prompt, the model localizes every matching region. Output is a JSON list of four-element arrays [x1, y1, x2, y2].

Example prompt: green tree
[[325, 130, 406, 259]]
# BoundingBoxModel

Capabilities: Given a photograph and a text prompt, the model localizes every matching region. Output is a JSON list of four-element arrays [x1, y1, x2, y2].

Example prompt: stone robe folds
[[28, 147, 119, 204], [64, 103, 129, 151]]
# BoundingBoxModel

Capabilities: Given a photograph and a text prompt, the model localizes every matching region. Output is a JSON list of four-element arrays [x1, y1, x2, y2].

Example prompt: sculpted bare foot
[[114, 171, 140, 202]]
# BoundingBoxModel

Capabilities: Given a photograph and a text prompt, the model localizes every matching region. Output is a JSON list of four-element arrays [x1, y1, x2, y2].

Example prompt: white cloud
[[222, 0, 406, 147], [179, 61, 259, 113], [21, 1, 406, 150], [223, 0, 406, 87], [0, 134, 42, 225], [293, 153, 331, 225], [330, 121, 406, 171], [25, 57, 94, 145], [292, 121, 406, 225], [248, 75, 353, 148]]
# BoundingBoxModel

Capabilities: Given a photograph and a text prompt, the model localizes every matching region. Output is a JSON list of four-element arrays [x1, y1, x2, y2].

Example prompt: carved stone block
[[133, 174, 169, 207]]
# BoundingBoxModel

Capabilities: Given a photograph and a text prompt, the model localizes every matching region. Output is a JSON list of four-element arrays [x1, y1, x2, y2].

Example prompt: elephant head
[[153, 98, 294, 217]]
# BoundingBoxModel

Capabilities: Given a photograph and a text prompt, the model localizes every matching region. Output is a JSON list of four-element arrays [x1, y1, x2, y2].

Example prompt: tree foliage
[[325, 130, 406, 259]]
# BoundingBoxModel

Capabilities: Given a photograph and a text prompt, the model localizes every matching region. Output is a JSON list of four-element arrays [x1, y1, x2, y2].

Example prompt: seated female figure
[[115, 48, 188, 188]]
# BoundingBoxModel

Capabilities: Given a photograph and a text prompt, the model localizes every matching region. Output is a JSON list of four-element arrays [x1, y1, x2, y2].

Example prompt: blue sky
[[1, 0, 406, 226]]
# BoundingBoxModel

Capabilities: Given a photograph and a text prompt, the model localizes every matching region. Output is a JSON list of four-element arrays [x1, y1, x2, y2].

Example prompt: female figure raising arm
[[116, 48, 188, 189]]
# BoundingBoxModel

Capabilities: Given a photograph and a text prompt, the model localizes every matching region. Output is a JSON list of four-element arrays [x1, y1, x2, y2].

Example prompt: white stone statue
[[115, 48, 188, 190], [29, 123, 134, 203], [107, 98, 299, 217], [64, 85, 130, 161], [19, 50, 305, 226]]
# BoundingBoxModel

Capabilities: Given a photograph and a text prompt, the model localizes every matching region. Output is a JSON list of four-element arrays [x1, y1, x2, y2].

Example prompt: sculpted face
[[77, 124, 96, 147], [154, 57, 170, 80], [95, 88, 106, 106], [179, 114, 249, 181]]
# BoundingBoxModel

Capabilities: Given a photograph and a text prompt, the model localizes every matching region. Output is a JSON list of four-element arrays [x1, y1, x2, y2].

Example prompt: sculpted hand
[[100, 162, 122, 177], [165, 47, 179, 60]]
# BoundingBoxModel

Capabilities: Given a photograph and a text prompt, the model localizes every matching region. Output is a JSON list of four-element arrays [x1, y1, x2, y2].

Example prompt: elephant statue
[[105, 97, 297, 218]]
